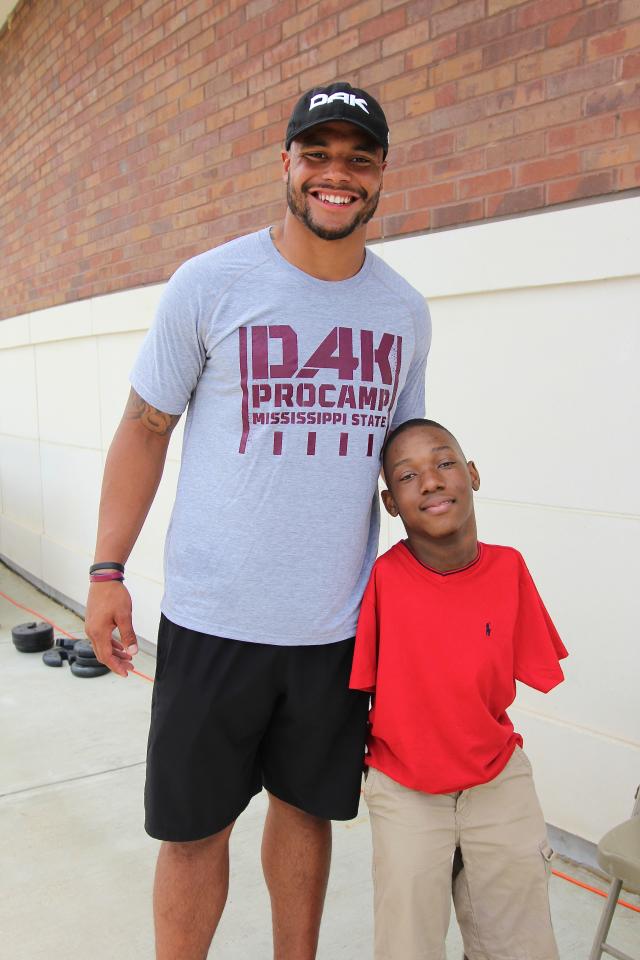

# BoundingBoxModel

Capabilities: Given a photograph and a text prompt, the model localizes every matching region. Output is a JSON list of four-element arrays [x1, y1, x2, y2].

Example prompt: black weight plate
[[42, 649, 63, 667], [70, 661, 110, 678], [48, 645, 72, 661], [74, 653, 101, 667], [73, 640, 95, 659], [12, 621, 54, 653], [58, 637, 79, 651]]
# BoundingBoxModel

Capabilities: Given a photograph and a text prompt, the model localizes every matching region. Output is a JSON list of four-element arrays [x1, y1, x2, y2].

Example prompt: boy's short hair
[[382, 418, 459, 478]]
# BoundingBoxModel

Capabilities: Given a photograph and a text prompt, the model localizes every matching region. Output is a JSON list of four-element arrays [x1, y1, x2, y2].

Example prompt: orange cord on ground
[[552, 869, 639, 913], [2, 584, 639, 913]]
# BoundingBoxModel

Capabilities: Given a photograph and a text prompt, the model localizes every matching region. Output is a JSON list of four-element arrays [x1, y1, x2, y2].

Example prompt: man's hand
[[86, 581, 139, 677]]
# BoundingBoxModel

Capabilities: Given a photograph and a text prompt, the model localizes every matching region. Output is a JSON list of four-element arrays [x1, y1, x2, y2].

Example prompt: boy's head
[[381, 419, 480, 545]]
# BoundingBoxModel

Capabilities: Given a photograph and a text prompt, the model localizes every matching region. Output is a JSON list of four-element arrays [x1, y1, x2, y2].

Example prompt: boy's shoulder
[[482, 542, 525, 563], [373, 541, 407, 572], [477, 542, 529, 578]]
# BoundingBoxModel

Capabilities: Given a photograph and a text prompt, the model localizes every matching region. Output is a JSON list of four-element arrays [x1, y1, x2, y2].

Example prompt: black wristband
[[89, 561, 125, 574]]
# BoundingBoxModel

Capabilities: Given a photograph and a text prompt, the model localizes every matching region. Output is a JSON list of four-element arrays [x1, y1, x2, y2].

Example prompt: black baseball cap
[[285, 82, 390, 158]]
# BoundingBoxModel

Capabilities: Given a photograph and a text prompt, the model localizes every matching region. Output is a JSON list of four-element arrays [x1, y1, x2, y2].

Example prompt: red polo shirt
[[349, 541, 567, 794]]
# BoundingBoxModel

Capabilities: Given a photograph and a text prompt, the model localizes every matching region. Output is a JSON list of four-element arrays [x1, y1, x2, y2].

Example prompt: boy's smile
[[382, 423, 480, 572], [421, 497, 455, 514]]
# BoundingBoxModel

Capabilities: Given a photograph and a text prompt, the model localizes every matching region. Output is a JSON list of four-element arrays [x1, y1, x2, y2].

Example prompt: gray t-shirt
[[130, 227, 431, 645]]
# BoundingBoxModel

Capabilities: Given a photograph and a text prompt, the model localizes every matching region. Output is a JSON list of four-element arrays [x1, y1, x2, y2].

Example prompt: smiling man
[[86, 82, 431, 960], [281, 89, 388, 243]]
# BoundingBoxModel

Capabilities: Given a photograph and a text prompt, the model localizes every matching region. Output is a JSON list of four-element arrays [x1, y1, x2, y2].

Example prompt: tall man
[[86, 82, 431, 960]]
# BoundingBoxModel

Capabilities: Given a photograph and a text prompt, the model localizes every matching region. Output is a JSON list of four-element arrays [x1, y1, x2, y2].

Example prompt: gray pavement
[[1, 562, 638, 959]]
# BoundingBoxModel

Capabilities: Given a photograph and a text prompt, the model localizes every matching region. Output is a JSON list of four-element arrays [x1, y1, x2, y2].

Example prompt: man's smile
[[307, 187, 362, 208]]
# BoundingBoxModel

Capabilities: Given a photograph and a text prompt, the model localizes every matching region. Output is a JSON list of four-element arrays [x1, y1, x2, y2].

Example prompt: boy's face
[[382, 425, 480, 542]]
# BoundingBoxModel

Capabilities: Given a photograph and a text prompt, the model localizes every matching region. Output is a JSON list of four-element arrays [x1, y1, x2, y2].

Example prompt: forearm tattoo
[[124, 389, 179, 436]]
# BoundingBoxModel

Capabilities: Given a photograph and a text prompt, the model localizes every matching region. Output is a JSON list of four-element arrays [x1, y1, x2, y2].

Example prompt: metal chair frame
[[589, 785, 640, 960]]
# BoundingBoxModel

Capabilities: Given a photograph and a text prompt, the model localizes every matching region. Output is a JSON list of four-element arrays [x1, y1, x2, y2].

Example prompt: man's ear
[[468, 461, 480, 491], [281, 150, 290, 181], [381, 488, 399, 517]]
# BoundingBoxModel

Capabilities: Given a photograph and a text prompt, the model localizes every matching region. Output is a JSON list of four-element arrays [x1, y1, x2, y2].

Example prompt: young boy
[[350, 418, 567, 960]]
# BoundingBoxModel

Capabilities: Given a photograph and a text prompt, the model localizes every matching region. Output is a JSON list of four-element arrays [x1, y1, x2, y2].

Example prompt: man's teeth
[[317, 193, 352, 205]]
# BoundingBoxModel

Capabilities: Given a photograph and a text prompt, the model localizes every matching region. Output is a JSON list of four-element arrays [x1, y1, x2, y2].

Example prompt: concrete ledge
[[548, 824, 600, 875]]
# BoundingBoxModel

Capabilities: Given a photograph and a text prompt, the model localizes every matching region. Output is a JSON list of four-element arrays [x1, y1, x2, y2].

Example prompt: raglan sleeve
[[513, 554, 568, 693], [349, 567, 380, 694], [129, 260, 207, 416], [391, 295, 431, 428]]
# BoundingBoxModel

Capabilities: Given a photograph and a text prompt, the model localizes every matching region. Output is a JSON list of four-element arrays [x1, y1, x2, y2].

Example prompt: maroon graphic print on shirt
[[238, 324, 403, 456]]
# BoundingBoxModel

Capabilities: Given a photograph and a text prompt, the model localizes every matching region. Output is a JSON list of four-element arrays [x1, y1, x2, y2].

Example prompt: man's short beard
[[286, 175, 381, 241]]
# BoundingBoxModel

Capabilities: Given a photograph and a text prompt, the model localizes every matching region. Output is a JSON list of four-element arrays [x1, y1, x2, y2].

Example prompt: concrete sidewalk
[[1, 562, 638, 959]]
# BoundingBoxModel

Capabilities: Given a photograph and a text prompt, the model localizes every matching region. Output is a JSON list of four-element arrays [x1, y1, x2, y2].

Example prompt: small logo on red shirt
[[485, 622, 491, 637]]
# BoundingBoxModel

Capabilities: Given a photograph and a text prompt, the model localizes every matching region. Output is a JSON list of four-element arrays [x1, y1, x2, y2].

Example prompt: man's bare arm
[[85, 388, 180, 676], [96, 387, 179, 558], [123, 389, 180, 436]]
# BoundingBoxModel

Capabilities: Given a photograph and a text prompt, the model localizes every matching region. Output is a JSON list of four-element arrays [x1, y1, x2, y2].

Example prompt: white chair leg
[[588, 878, 623, 960]]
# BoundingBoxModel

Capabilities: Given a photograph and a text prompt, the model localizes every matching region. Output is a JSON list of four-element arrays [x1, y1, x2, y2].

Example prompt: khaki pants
[[365, 748, 559, 960]]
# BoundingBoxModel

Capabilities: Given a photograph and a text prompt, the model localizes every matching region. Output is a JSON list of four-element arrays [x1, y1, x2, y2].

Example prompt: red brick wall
[[2, 0, 639, 320]]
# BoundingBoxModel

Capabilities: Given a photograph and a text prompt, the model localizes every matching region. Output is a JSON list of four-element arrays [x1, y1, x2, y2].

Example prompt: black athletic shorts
[[144, 615, 370, 842]]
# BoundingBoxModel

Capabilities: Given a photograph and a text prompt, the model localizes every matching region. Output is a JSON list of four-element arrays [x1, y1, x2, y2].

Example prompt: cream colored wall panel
[[0, 313, 30, 349], [0, 436, 43, 530], [0, 346, 38, 439], [1, 283, 164, 351], [40, 442, 102, 552], [96, 331, 148, 448], [29, 299, 92, 344], [475, 499, 639, 743], [127, 459, 180, 583], [125, 572, 163, 648], [35, 338, 101, 448], [91, 284, 164, 336], [511, 707, 639, 842], [425, 279, 640, 516], [0, 515, 43, 580], [40, 535, 92, 612], [376, 196, 640, 298]]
